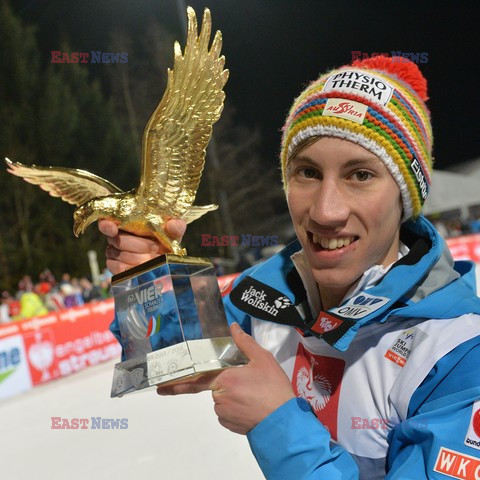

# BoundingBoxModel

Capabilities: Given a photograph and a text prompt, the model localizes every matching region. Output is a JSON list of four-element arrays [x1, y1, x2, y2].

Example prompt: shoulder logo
[[240, 285, 282, 317], [465, 400, 480, 451], [274, 295, 292, 309], [229, 277, 307, 329], [237, 284, 293, 318]]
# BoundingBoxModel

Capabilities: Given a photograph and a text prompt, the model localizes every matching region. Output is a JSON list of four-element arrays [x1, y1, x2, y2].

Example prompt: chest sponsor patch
[[433, 447, 480, 479], [311, 312, 343, 335], [384, 327, 427, 367], [465, 400, 480, 451], [292, 343, 345, 441], [330, 293, 389, 319], [322, 69, 394, 106], [322, 98, 368, 124]]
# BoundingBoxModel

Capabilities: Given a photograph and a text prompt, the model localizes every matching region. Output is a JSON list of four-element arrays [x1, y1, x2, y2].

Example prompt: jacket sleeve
[[386, 335, 480, 479], [247, 397, 359, 479]]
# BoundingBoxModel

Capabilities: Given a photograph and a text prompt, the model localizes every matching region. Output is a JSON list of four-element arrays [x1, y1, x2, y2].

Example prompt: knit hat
[[280, 55, 433, 221]]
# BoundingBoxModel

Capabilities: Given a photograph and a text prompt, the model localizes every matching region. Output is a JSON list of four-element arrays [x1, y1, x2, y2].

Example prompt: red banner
[[0, 299, 120, 400], [446, 234, 480, 263], [0, 274, 242, 401]]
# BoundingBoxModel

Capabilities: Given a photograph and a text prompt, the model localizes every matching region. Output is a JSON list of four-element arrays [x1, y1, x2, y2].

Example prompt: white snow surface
[[0, 359, 263, 480]]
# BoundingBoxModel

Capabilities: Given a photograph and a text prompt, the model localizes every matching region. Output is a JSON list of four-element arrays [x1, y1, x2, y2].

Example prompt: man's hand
[[157, 322, 296, 435], [98, 219, 186, 275]]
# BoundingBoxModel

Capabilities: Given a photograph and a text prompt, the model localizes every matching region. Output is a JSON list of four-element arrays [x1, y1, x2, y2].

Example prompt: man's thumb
[[230, 322, 264, 361]]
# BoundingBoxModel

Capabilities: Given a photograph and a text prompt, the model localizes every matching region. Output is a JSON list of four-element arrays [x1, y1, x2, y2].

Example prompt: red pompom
[[352, 55, 428, 101]]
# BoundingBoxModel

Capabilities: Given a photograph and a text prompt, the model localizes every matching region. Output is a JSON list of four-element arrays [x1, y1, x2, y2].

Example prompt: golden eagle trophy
[[6, 7, 247, 397]]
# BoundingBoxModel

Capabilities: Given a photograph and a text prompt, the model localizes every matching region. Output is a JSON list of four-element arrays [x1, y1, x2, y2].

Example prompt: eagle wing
[[181, 204, 218, 224], [5, 158, 122, 206], [137, 7, 228, 217]]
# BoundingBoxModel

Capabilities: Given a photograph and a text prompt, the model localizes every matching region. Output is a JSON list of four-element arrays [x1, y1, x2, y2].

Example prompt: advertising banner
[[0, 299, 121, 401]]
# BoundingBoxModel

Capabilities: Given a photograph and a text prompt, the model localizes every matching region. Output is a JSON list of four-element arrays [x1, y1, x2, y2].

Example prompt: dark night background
[[1, 0, 478, 288], [13, 0, 479, 168]]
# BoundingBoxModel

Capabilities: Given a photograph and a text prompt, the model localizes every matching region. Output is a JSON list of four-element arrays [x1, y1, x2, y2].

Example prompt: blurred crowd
[[432, 215, 480, 238], [0, 269, 112, 324]]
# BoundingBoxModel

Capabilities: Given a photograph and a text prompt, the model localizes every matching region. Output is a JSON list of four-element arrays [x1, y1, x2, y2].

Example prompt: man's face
[[286, 136, 403, 296]]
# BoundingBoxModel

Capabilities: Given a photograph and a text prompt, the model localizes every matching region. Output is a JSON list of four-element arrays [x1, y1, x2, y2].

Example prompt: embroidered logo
[[292, 344, 345, 440], [274, 296, 292, 309], [410, 157, 429, 201], [311, 312, 343, 334], [239, 285, 287, 317], [384, 327, 427, 367], [330, 293, 389, 319], [322, 70, 394, 106], [464, 400, 480, 451], [322, 98, 368, 124]]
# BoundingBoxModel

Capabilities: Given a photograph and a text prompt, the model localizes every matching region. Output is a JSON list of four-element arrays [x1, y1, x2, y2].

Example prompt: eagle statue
[[5, 7, 228, 256]]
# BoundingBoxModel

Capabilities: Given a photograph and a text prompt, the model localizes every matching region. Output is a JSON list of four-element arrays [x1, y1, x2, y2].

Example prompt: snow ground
[[0, 359, 263, 480]]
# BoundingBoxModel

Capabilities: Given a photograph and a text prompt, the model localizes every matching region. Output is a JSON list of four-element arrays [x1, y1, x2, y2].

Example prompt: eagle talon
[[171, 240, 187, 257]]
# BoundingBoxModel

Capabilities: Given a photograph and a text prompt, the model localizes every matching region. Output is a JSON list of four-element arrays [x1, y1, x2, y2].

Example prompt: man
[[100, 56, 480, 478]]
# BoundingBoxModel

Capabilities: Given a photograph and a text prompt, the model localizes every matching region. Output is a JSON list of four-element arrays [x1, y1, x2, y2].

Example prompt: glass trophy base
[[110, 254, 247, 398], [111, 336, 245, 398]]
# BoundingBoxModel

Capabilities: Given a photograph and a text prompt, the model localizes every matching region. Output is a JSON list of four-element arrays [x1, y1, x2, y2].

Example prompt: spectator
[[470, 216, 480, 233], [79, 277, 102, 303], [17, 290, 48, 320], [0, 291, 11, 324], [60, 283, 80, 308], [17, 275, 33, 295]]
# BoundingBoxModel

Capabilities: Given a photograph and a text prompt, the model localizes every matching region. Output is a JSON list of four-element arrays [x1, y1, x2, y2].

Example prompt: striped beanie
[[280, 55, 433, 221]]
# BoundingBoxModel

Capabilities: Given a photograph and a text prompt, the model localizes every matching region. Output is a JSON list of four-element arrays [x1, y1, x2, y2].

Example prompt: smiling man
[[100, 56, 480, 479]]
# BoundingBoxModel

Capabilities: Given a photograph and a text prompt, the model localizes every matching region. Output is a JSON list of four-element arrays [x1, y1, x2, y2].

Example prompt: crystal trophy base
[[110, 254, 247, 398]]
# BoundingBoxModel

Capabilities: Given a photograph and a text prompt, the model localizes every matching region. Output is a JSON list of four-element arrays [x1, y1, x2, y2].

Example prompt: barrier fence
[[0, 273, 241, 402]]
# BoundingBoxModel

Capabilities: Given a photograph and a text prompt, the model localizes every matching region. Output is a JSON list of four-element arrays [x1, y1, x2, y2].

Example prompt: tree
[[0, 1, 137, 291]]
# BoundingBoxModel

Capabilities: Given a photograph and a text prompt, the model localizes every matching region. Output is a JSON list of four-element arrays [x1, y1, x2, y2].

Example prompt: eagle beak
[[73, 213, 84, 237], [73, 220, 83, 237], [73, 202, 93, 237]]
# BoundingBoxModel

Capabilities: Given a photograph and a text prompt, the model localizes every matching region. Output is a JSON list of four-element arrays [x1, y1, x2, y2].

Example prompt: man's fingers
[[156, 383, 207, 395], [230, 322, 266, 362], [156, 371, 220, 396], [165, 218, 187, 240], [107, 232, 162, 254], [99, 218, 184, 250], [105, 259, 130, 275], [98, 219, 119, 238], [106, 244, 159, 266]]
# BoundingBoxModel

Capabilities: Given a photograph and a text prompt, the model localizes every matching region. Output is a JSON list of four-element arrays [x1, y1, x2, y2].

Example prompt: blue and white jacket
[[223, 216, 480, 479]]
